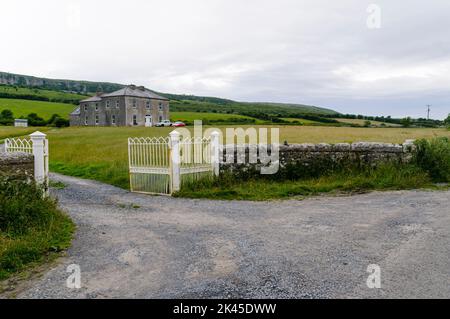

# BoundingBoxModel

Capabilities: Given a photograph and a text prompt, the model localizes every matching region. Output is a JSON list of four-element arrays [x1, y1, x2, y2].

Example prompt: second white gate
[[128, 131, 220, 195]]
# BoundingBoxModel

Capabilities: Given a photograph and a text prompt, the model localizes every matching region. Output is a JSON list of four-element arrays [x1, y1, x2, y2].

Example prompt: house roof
[[70, 106, 80, 115], [102, 85, 169, 100], [80, 95, 103, 103]]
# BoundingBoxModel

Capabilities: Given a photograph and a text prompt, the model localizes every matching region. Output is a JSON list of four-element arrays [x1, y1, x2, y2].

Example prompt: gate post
[[170, 131, 181, 192], [211, 131, 220, 176], [30, 131, 47, 187]]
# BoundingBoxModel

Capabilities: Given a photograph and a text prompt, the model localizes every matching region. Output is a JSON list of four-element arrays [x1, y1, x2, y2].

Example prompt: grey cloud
[[0, 0, 449, 118]]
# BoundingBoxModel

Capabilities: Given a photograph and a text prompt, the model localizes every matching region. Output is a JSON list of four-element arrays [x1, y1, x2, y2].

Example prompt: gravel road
[[14, 173, 450, 299]]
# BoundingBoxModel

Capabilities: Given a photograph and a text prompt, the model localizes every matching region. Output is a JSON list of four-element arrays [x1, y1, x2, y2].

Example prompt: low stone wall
[[0, 152, 34, 181], [220, 140, 416, 177]]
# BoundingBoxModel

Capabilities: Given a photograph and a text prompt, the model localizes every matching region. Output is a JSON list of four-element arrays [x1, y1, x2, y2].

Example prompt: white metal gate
[[128, 131, 219, 195], [179, 136, 213, 188], [128, 137, 172, 195]]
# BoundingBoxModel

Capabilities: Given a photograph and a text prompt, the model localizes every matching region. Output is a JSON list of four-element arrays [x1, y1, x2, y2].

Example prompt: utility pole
[[427, 104, 431, 120]]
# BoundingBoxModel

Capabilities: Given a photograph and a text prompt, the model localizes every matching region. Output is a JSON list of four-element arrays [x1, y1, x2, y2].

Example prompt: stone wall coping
[[0, 152, 34, 164], [220, 140, 412, 153]]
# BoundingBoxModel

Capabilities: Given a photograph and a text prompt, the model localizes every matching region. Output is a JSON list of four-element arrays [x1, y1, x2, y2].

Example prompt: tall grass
[[414, 137, 450, 182], [0, 179, 74, 280]]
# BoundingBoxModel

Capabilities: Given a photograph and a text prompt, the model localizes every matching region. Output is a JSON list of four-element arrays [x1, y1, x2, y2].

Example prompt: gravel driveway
[[15, 173, 450, 299]]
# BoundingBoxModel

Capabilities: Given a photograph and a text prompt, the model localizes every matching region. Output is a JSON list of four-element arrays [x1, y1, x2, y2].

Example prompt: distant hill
[[0, 71, 339, 117], [0, 84, 87, 105], [0, 72, 123, 95]]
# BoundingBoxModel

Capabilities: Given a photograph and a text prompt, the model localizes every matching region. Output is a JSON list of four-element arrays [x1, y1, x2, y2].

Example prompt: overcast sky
[[1, 0, 450, 119]]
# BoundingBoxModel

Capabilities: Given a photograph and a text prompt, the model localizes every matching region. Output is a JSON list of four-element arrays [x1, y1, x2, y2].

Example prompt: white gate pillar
[[211, 131, 220, 176], [30, 131, 47, 185], [169, 130, 181, 192]]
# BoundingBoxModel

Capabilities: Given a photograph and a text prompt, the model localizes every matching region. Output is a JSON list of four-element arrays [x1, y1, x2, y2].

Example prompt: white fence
[[5, 131, 49, 194], [128, 131, 220, 195]]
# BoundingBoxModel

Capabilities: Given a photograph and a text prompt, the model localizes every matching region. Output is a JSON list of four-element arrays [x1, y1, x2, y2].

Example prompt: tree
[[401, 117, 412, 128], [55, 118, 70, 128], [0, 109, 14, 125], [27, 113, 47, 126], [0, 109, 14, 120], [444, 114, 450, 127], [47, 114, 61, 126], [364, 120, 372, 127]]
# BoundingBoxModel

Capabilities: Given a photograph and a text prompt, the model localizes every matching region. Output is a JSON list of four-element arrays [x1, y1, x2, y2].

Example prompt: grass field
[[32, 125, 450, 190], [48, 127, 176, 188], [0, 99, 75, 120], [170, 111, 263, 123], [281, 117, 322, 125], [334, 118, 401, 127], [0, 126, 50, 142], [170, 99, 337, 116], [3, 125, 448, 190]]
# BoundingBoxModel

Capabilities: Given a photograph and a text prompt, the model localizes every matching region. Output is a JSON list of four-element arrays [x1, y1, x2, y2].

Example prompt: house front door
[[145, 115, 152, 127]]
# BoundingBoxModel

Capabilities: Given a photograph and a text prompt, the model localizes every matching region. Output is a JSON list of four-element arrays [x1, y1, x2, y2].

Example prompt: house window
[[133, 99, 137, 108], [158, 102, 163, 111], [111, 115, 116, 125], [106, 100, 110, 108], [85, 116, 88, 125], [84, 104, 88, 111], [95, 103, 99, 111], [146, 101, 151, 109], [159, 115, 163, 122], [95, 115, 99, 125], [133, 115, 138, 126], [116, 100, 119, 108]]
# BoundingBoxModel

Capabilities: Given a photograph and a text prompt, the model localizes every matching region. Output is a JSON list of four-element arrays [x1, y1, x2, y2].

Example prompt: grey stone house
[[70, 85, 170, 127]]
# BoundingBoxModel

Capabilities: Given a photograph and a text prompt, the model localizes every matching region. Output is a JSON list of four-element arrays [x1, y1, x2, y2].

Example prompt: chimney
[[129, 84, 137, 90], [138, 86, 145, 91]]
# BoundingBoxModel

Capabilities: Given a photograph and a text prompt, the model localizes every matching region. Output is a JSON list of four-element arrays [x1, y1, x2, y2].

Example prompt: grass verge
[[0, 179, 75, 282], [174, 163, 435, 201]]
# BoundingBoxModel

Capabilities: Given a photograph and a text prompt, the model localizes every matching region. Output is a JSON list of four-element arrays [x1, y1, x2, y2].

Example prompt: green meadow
[[0, 99, 76, 120], [32, 126, 450, 190]]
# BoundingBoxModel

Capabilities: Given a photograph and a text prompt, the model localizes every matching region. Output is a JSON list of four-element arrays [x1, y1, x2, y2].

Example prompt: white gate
[[128, 136, 172, 195], [128, 131, 220, 195], [4, 131, 49, 194]]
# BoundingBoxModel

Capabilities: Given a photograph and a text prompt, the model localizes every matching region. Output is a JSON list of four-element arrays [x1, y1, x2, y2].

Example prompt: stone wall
[[0, 152, 34, 181], [220, 140, 416, 177]]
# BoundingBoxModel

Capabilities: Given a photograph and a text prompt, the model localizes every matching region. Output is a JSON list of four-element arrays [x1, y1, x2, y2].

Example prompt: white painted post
[[211, 131, 220, 177], [30, 131, 47, 186], [170, 130, 181, 192]]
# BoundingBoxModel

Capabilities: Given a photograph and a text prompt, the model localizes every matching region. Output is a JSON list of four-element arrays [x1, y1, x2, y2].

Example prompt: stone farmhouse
[[70, 85, 170, 127]]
